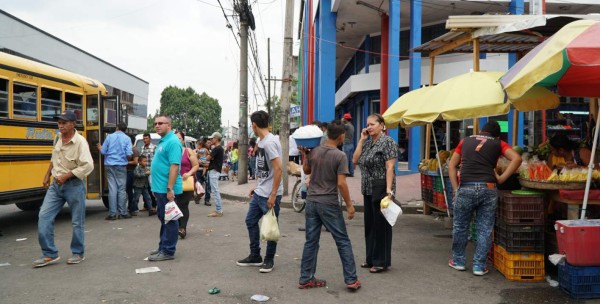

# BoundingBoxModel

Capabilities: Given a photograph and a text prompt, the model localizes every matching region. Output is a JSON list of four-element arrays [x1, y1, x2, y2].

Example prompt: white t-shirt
[[255, 133, 284, 197]]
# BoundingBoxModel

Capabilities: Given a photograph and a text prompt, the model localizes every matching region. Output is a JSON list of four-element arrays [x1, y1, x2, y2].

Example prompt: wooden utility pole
[[267, 37, 271, 123], [279, 0, 294, 195]]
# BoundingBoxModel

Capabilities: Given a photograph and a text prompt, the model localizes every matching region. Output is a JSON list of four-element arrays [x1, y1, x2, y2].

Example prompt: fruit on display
[[512, 146, 523, 156], [418, 149, 454, 172]]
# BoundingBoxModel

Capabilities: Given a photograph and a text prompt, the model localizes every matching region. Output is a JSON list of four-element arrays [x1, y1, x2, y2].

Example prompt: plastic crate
[[433, 176, 443, 192], [493, 244, 545, 282], [425, 175, 433, 190], [494, 218, 544, 253], [558, 262, 600, 299], [497, 191, 545, 225], [436, 192, 446, 209]]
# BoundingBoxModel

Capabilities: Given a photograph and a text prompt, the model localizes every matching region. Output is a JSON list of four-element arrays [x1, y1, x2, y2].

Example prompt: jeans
[[451, 184, 498, 268], [342, 144, 354, 175], [208, 169, 222, 212], [38, 179, 86, 258], [126, 170, 136, 212], [106, 165, 128, 216], [245, 193, 281, 260], [300, 201, 357, 284], [133, 186, 152, 210], [199, 172, 211, 202], [154, 192, 181, 256], [249, 156, 256, 177]]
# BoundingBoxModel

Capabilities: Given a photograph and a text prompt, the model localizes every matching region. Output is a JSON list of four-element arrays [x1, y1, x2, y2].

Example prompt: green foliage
[[159, 86, 222, 138]]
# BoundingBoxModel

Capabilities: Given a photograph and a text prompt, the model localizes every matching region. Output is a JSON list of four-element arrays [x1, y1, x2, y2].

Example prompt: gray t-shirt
[[307, 145, 348, 205], [255, 133, 284, 197], [344, 122, 354, 145]]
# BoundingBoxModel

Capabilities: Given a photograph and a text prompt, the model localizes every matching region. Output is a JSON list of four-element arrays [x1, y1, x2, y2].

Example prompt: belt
[[460, 182, 496, 189]]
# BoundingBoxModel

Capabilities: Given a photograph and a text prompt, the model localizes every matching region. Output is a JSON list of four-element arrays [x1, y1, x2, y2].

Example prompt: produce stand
[[420, 171, 453, 215]]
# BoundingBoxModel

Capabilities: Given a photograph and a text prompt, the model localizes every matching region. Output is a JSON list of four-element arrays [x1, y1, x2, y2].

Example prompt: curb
[[220, 192, 422, 214]]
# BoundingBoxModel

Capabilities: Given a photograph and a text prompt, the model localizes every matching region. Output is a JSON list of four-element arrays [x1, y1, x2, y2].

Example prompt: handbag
[[182, 177, 194, 192]]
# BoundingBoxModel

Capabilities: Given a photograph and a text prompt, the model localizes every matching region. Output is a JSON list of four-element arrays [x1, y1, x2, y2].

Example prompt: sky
[[0, 0, 300, 129]]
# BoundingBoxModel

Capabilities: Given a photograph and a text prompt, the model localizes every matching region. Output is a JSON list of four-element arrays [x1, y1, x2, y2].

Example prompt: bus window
[[86, 94, 99, 126], [13, 83, 37, 120], [0, 79, 7, 117], [41, 88, 62, 122], [65, 92, 83, 125]]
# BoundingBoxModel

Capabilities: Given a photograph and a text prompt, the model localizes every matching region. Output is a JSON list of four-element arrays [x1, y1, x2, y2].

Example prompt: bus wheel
[[101, 196, 109, 209], [16, 201, 43, 211]]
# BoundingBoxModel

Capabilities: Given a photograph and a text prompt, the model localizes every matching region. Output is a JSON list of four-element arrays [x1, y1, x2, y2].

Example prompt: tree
[[159, 86, 222, 138]]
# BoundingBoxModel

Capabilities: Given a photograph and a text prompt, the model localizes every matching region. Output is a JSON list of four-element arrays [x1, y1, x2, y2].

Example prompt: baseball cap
[[208, 132, 222, 140], [55, 110, 78, 122], [343, 113, 352, 120]]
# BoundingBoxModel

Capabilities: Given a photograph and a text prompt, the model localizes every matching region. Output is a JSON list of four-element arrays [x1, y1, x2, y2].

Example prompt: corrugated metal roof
[[413, 14, 600, 56]]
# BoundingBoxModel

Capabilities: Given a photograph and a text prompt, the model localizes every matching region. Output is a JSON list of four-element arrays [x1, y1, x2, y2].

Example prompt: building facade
[[0, 10, 149, 131]]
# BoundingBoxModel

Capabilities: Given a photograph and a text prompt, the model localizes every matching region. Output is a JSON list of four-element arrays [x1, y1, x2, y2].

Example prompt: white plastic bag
[[195, 181, 205, 197], [380, 197, 402, 226], [165, 201, 183, 222], [260, 209, 280, 242]]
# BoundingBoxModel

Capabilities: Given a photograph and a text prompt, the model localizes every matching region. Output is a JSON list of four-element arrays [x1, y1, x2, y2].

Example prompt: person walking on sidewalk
[[174, 130, 199, 239], [353, 113, 397, 273], [98, 122, 133, 220], [447, 121, 521, 276], [297, 120, 361, 290], [237, 110, 283, 273], [148, 114, 183, 261], [342, 113, 355, 177], [34, 110, 94, 267], [206, 132, 225, 217], [140, 133, 157, 215]]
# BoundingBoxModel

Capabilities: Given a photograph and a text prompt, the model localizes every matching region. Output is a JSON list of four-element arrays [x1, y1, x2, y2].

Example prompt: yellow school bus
[[0, 52, 121, 210]]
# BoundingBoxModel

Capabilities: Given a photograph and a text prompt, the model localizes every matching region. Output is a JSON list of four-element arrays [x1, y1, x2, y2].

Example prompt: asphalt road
[[0, 199, 591, 304]]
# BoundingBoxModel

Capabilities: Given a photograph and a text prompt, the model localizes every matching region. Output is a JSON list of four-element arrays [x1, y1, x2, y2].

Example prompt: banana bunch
[[558, 168, 588, 182]]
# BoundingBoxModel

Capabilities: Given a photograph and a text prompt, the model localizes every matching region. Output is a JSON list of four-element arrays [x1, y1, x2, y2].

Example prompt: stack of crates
[[432, 175, 453, 210], [420, 174, 433, 204], [556, 219, 600, 299], [493, 191, 545, 282]]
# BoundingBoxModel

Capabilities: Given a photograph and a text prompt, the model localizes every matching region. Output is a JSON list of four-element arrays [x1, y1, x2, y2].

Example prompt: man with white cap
[[206, 131, 225, 217]]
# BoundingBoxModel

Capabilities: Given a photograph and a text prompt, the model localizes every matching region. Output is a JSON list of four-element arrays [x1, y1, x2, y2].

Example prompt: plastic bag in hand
[[260, 209, 280, 242]]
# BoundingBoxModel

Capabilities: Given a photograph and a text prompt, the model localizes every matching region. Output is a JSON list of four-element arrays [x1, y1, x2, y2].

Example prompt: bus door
[[98, 95, 119, 205], [85, 93, 102, 200]]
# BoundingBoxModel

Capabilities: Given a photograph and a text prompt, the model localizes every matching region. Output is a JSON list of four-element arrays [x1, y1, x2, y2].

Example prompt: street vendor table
[[551, 190, 600, 220]]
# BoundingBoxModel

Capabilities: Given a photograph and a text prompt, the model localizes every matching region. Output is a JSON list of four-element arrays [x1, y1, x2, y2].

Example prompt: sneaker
[[119, 213, 132, 219], [129, 211, 138, 216], [473, 265, 489, 276], [298, 277, 327, 289], [149, 209, 157, 216], [346, 280, 361, 290], [148, 252, 174, 261], [33, 256, 60, 268], [259, 259, 274, 273], [448, 259, 466, 271], [67, 255, 85, 264], [105, 215, 117, 221], [139, 208, 148, 211], [149, 248, 160, 256], [236, 255, 263, 267], [208, 211, 223, 217], [204, 201, 212, 206]]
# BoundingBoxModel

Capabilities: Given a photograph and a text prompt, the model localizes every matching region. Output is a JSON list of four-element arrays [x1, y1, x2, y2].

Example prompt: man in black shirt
[[447, 121, 521, 276], [207, 132, 225, 217]]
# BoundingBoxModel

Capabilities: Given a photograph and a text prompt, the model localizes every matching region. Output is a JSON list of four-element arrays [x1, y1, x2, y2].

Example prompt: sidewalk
[[218, 168, 423, 213]]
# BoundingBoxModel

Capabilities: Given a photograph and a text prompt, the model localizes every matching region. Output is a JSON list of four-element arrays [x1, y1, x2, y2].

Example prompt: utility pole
[[267, 38, 271, 122], [280, 0, 294, 195], [235, 0, 254, 185]]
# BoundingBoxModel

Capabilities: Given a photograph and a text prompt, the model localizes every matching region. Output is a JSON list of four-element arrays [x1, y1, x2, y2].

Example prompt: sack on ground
[[380, 196, 402, 226], [165, 201, 183, 222], [182, 177, 194, 192], [195, 180, 205, 197], [260, 209, 280, 242]]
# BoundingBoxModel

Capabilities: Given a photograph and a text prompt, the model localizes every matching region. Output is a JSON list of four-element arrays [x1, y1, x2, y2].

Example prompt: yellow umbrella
[[382, 86, 434, 129], [400, 71, 558, 127]]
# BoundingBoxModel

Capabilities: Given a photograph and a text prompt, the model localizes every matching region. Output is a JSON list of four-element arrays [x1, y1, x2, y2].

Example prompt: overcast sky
[[1, 0, 300, 129]]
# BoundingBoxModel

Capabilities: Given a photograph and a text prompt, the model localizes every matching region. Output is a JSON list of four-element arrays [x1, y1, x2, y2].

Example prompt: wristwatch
[[167, 187, 172, 192]]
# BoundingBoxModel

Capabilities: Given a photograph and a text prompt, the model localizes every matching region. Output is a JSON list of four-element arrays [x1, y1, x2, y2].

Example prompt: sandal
[[360, 262, 372, 268], [369, 266, 387, 273], [298, 277, 327, 289]]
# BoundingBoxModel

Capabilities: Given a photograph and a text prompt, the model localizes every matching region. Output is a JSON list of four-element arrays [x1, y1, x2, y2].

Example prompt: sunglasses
[[154, 122, 168, 126]]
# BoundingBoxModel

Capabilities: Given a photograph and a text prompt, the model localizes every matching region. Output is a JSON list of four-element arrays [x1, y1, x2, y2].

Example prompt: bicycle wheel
[[292, 180, 306, 213]]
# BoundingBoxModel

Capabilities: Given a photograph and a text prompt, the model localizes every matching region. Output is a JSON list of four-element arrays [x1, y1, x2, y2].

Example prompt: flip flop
[[360, 262, 372, 268], [369, 266, 387, 273]]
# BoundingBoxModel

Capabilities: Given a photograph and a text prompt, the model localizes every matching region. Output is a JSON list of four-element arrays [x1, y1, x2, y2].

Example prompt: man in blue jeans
[[341, 113, 355, 177], [148, 114, 182, 261], [237, 110, 283, 273], [34, 110, 94, 267], [297, 120, 360, 290], [98, 122, 132, 220], [206, 132, 224, 216], [447, 121, 521, 275]]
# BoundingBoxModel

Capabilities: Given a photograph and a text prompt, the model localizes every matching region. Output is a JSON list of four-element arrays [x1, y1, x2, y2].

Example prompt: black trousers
[[363, 181, 393, 268], [176, 191, 193, 229]]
